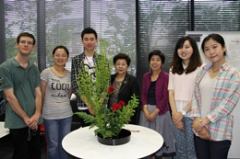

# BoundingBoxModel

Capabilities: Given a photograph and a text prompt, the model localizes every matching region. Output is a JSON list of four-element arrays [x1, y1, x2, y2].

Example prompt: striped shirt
[[191, 63, 240, 141]]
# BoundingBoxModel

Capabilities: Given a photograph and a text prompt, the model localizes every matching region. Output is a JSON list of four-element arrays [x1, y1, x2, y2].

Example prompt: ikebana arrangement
[[75, 51, 139, 141]]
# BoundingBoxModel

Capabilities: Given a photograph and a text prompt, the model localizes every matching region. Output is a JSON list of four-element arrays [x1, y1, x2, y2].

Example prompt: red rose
[[111, 103, 121, 112], [118, 100, 125, 107], [107, 85, 115, 94]]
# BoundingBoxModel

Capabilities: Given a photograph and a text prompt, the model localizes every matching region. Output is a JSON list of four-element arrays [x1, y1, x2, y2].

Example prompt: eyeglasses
[[19, 40, 34, 45]]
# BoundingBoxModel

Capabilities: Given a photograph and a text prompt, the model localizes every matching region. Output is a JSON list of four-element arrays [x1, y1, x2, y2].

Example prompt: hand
[[192, 117, 210, 140], [172, 112, 183, 123], [192, 117, 202, 132], [23, 116, 31, 127], [148, 108, 160, 122], [174, 119, 184, 130], [29, 113, 40, 130], [200, 117, 210, 127], [143, 105, 151, 121]]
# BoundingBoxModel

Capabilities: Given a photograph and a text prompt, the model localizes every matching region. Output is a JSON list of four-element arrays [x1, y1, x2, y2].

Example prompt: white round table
[[62, 124, 163, 159], [0, 122, 9, 138]]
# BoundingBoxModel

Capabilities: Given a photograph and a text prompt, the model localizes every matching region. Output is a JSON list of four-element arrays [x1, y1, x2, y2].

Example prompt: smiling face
[[53, 48, 69, 67], [149, 55, 162, 72], [82, 33, 97, 52], [203, 38, 226, 64], [115, 59, 128, 76], [16, 36, 35, 56], [177, 40, 193, 64]]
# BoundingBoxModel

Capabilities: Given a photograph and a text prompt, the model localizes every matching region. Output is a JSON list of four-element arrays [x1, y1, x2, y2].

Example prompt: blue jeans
[[174, 117, 197, 159], [44, 116, 72, 159]]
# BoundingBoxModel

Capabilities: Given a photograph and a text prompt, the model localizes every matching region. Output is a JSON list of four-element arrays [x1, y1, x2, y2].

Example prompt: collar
[[202, 62, 229, 72], [11, 57, 33, 69]]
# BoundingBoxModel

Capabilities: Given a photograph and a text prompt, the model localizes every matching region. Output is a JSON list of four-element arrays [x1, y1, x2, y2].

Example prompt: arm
[[207, 72, 240, 124], [29, 86, 42, 130], [169, 90, 183, 122], [168, 71, 178, 114], [80, 95, 95, 114], [4, 88, 31, 125], [155, 73, 168, 114], [40, 79, 47, 104]]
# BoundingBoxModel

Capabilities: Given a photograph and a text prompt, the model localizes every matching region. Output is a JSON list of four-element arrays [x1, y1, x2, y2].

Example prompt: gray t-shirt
[[41, 68, 73, 119]]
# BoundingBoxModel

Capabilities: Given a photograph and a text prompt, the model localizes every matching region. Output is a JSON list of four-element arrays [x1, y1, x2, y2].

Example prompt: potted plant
[[75, 51, 139, 145]]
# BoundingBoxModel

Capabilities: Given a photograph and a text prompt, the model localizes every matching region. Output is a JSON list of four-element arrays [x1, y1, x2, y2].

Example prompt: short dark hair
[[171, 36, 202, 74], [52, 45, 69, 57], [201, 33, 226, 56], [148, 50, 165, 64], [16, 32, 36, 45], [81, 27, 98, 40], [113, 53, 131, 66]]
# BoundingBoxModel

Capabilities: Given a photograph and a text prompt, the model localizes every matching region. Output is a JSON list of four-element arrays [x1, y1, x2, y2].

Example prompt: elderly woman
[[108, 53, 140, 124]]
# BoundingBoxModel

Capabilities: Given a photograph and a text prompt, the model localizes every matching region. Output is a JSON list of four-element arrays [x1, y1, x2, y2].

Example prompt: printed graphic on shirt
[[83, 57, 96, 82], [49, 78, 70, 102]]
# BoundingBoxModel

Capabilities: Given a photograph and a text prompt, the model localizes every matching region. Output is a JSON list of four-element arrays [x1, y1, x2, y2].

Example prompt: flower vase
[[97, 129, 131, 145]]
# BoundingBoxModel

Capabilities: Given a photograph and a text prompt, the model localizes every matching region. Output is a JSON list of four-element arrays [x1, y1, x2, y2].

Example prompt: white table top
[[62, 124, 163, 159], [0, 122, 9, 138]]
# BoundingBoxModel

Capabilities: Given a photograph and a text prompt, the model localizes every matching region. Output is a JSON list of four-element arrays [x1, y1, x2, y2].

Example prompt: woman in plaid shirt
[[191, 33, 240, 159]]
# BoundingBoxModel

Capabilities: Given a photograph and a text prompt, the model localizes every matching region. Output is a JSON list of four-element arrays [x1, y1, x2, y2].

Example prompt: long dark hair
[[171, 36, 202, 74]]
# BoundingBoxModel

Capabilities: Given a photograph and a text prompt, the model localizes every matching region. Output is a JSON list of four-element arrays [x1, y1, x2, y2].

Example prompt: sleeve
[[190, 92, 201, 118], [40, 68, 48, 82], [207, 72, 240, 123], [156, 74, 169, 111], [189, 70, 202, 118], [71, 57, 77, 94], [0, 65, 13, 90]]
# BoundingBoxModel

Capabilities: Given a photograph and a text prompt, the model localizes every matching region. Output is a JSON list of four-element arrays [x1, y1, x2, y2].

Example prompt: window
[[89, 0, 136, 75], [138, 1, 190, 75], [195, 1, 240, 31], [5, 0, 37, 61], [45, 0, 84, 70]]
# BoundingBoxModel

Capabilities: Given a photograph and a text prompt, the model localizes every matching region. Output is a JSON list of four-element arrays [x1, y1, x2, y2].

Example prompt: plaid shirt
[[191, 63, 240, 141], [71, 52, 97, 109]]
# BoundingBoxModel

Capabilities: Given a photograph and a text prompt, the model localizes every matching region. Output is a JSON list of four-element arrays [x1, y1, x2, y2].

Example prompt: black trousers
[[194, 135, 231, 159], [10, 127, 41, 159]]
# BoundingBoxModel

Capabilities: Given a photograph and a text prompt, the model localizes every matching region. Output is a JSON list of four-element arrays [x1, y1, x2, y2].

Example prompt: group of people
[[0, 27, 239, 159]]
